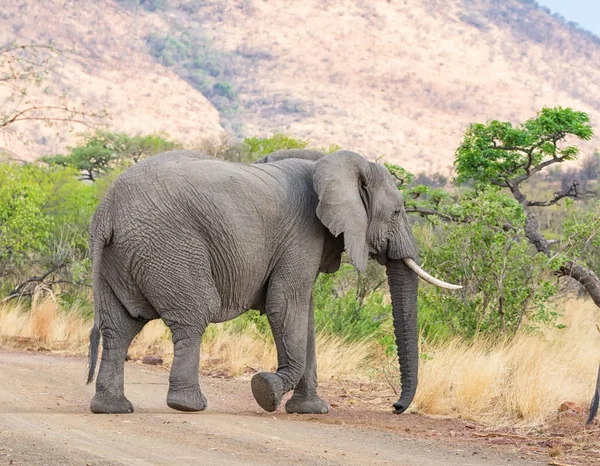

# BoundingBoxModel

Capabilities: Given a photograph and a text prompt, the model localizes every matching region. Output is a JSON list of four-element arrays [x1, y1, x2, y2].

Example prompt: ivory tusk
[[402, 258, 463, 290]]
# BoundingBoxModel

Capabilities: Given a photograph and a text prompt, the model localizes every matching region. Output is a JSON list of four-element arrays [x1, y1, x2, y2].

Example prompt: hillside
[[1, 0, 600, 171]]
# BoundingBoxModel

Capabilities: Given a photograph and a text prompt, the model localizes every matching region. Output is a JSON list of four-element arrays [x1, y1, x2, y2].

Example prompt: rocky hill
[[2, 0, 600, 171]]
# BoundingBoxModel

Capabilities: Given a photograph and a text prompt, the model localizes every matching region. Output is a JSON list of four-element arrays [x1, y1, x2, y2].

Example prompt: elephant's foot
[[285, 394, 329, 414], [167, 386, 207, 412], [90, 391, 134, 414], [251, 372, 284, 412]]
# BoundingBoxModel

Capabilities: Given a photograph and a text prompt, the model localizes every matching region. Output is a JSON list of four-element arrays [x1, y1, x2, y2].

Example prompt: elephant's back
[[98, 151, 289, 242]]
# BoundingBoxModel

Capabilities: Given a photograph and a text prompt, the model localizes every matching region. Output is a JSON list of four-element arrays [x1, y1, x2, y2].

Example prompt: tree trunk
[[512, 185, 600, 308]]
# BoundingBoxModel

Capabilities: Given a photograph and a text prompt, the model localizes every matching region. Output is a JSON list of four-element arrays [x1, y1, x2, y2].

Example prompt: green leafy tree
[[243, 134, 309, 160], [0, 162, 101, 301], [313, 261, 390, 340], [0, 164, 52, 281], [454, 106, 600, 308], [385, 107, 600, 337], [43, 131, 180, 180], [417, 188, 557, 338]]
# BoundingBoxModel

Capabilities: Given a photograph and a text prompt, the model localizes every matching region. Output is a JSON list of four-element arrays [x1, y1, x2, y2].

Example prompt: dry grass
[[1, 296, 597, 427], [0, 297, 373, 380], [410, 299, 600, 426], [128, 320, 374, 380], [0, 297, 89, 352]]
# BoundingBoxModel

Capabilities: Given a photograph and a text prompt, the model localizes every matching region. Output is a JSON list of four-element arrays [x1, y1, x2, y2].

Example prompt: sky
[[537, 0, 600, 36]]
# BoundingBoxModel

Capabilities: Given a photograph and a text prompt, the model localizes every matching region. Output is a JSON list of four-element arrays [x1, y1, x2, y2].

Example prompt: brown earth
[[1, 349, 597, 465]]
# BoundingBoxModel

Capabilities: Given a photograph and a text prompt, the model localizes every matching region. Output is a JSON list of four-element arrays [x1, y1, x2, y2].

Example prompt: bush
[[0, 164, 53, 283], [314, 262, 391, 340]]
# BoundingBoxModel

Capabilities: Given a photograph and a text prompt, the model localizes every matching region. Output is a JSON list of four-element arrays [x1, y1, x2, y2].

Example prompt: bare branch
[[527, 181, 595, 207]]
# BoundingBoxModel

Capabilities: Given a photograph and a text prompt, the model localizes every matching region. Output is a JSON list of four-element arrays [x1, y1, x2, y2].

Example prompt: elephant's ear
[[313, 151, 370, 273]]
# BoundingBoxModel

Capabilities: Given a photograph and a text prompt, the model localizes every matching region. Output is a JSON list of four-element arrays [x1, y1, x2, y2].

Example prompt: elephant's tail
[[87, 322, 101, 385], [86, 204, 112, 385], [587, 363, 600, 425]]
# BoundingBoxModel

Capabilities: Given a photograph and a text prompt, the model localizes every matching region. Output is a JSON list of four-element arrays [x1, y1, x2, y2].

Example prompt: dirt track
[[0, 349, 552, 465]]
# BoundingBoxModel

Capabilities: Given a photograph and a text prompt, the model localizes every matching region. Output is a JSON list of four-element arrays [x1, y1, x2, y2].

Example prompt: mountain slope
[[0, 0, 224, 160], [193, 0, 600, 171], [2, 0, 599, 171]]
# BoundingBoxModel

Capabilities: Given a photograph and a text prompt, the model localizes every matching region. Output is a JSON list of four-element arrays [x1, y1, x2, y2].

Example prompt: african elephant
[[86, 149, 459, 415]]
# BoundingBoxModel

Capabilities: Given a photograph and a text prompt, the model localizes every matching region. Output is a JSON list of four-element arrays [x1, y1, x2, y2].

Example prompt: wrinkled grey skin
[[87, 149, 419, 415]]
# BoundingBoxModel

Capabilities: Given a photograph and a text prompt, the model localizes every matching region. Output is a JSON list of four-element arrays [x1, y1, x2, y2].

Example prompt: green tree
[[0, 164, 52, 280], [386, 107, 600, 337], [416, 188, 556, 339], [243, 134, 309, 160], [454, 107, 600, 308], [43, 131, 180, 180], [0, 162, 101, 301], [200, 133, 309, 164]]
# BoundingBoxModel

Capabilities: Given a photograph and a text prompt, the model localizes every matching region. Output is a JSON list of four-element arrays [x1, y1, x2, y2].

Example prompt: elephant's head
[[313, 150, 460, 414]]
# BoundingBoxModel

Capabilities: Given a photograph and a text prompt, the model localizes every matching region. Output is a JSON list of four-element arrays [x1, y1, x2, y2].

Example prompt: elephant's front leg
[[285, 300, 329, 414], [251, 279, 311, 412]]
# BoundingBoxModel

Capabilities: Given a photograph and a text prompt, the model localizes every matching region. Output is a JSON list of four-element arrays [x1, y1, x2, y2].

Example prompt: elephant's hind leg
[[142, 251, 218, 413], [165, 337, 207, 412], [91, 280, 146, 414]]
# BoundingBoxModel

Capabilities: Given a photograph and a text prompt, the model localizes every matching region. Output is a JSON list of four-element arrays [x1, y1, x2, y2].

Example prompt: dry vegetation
[[413, 299, 600, 426], [1, 296, 597, 427], [2, 0, 599, 170], [0, 296, 374, 380]]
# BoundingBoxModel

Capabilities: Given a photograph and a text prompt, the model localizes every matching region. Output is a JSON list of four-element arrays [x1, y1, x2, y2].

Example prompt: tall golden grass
[[0, 296, 89, 352], [412, 299, 600, 426], [0, 296, 597, 426], [0, 297, 373, 380]]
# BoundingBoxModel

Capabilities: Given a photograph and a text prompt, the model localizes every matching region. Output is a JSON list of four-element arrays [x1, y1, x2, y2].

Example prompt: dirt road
[[0, 350, 548, 465]]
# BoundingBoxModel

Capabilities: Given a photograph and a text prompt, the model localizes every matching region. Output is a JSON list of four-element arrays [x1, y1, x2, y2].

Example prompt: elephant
[[86, 148, 460, 415]]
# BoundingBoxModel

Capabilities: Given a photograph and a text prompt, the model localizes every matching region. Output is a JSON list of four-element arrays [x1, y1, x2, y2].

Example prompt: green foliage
[[0, 164, 53, 276], [455, 107, 593, 185], [313, 262, 391, 340], [417, 187, 558, 339], [384, 162, 414, 186], [43, 138, 115, 181], [42, 131, 180, 180], [243, 134, 308, 159], [201, 134, 309, 164], [557, 206, 600, 274], [0, 161, 102, 299]]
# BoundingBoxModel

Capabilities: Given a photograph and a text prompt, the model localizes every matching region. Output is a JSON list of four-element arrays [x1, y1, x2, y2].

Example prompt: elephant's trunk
[[386, 259, 419, 414]]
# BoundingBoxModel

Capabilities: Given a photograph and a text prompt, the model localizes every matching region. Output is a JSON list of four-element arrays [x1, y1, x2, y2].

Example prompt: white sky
[[537, 0, 600, 36]]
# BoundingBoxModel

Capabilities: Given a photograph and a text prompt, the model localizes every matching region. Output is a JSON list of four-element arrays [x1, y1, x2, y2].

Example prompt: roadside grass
[[0, 296, 597, 427], [0, 296, 374, 380], [411, 299, 600, 426]]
